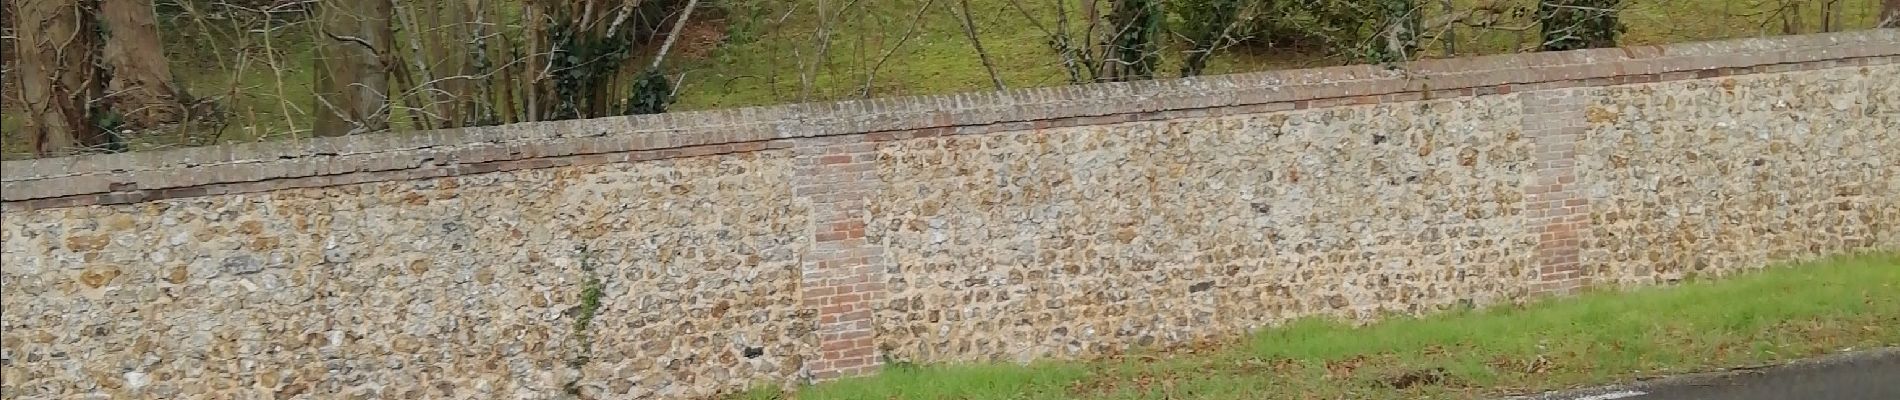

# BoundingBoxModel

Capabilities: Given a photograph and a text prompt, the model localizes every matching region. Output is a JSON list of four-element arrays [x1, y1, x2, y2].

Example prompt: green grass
[[675, 0, 1891, 110], [737, 253, 1900, 399], [671, 0, 1338, 110]]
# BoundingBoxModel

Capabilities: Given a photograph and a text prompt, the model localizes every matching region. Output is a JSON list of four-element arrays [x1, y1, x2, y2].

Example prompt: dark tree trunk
[[1100, 0, 1160, 82], [14, 0, 112, 156], [1881, 0, 1900, 28], [100, 0, 183, 129], [1539, 0, 1622, 51], [314, 0, 393, 136]]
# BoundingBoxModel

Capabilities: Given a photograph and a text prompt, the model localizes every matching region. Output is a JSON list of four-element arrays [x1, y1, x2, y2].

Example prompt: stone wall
[[3, 30, 1896, 399], [1577, 65, 1900, 285], [3, 152, 813, 399], [870, 96, 1539, 363]]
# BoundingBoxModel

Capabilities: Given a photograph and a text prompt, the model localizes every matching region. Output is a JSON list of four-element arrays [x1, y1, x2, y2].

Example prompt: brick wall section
[[1522, 89, 1594, 295], [791, 136, 890, 379]]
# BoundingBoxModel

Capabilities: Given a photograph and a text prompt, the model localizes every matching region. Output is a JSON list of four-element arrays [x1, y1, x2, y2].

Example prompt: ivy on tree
[[1539, 0, 1623, 51]]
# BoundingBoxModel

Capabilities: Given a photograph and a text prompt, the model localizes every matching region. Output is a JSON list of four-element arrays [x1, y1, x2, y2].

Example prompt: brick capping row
[[3, 29, 1896, 211]]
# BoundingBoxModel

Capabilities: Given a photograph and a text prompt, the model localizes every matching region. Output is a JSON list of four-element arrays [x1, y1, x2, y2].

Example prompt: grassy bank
[[673, 0, 1888, 110], [741, 253, 1900, 399]]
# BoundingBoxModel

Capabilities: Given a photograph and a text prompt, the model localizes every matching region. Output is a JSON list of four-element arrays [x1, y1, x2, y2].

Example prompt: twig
[[860, 0, 938, 97], [957, 0, 1007, 91], [649, 0, 702, 71], [258, 13, 302, 137], [393, 0, 441, 130]]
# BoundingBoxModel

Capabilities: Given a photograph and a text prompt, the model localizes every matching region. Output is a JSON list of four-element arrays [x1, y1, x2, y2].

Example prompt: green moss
[[564, 247, 607, 397]]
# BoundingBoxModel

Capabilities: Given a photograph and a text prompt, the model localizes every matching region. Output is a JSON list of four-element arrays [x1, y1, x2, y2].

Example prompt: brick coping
[[3, 29, 1895, 210]]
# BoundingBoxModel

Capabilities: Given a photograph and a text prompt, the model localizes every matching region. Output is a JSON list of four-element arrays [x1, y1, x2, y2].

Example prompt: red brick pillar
[[792, 136, 888, 380], [1522, 89, 1592, 295]]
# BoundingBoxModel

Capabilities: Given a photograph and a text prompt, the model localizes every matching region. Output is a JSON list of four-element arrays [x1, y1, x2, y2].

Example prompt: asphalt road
[[1518, 348, 1900, 400]]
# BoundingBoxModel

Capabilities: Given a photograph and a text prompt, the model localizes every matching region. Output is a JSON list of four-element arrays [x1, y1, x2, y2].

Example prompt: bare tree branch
[[957, 0, 1007, 91], [861, 0, 939, 97], [649, 0, 702, 71]]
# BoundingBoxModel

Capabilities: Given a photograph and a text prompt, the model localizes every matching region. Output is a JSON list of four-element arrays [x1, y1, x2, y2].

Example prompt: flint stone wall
[[3, 30, 1896, 399]]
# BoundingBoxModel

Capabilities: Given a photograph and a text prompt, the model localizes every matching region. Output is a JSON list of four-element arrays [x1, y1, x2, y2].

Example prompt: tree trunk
[[1882, 0, 1900, 28], [99, 0, 181, 130], [1101, 0, 1160, 82], [649, 0, 700, 71], [1373, 0, 1420, 63], [13, 0, 110, 156], [2, 0, 16, 107], [1177, 0, 1243, 77], [1781, 1, 1804, 35], [393, 0, 442, 130], [440, 0, 477, 126], [314, 0, 393, 137], [392, 0, 479, 129]]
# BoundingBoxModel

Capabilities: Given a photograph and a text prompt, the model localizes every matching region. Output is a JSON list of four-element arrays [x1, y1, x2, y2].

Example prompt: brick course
[[792, 137, 891, 379], [1522, 89, 1594, 294]]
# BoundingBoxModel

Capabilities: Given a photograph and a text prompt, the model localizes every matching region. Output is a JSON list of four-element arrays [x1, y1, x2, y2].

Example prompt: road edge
[[1501, 347, 1900, 400]]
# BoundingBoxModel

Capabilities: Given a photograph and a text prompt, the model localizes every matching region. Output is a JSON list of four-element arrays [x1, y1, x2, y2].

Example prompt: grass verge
[[739, 252, 1900, 399]]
